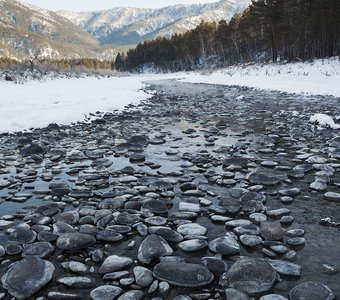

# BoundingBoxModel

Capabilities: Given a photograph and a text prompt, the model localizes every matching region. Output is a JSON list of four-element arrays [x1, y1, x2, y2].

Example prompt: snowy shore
[[0, 57, 339, 134]]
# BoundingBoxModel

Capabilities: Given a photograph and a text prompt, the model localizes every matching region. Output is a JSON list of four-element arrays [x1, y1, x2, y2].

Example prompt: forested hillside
[[117, 0, 340, 71]]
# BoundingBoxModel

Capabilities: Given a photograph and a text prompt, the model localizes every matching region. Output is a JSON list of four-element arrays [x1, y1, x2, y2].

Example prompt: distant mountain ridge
[[0, 0, 251, 60], [57, 0, 251, 45], [0, 0, 116, 60]]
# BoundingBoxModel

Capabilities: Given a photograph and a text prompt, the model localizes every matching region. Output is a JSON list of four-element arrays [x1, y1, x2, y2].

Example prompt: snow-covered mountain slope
[[0, 0, 116, 59], [58, 0, 251, 45]]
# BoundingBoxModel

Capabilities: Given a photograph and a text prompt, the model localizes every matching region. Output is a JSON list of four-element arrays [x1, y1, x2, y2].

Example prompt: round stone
[[133, 266, 153, 287], [178, 239, 208, 252], [261, 222, 284, 241], [117, 291, 144, 300], [138, 234, 173, 264], [99, 255, 133, 274], [248, 172, 280, 186], [208, 235, 240, 255], [289, 282, 335, 300], [224, 257, 277, 295], [153, 262, 214, 287], [90, 285, 122, 300], [240, 234, 262, 247], [201, 257, 228, 276], [260, 295, 288, 300], [56, 233, 96, 251], [1, 257, 55, 299], [22, 242, 54, 258], [177, 223, 207, 236]]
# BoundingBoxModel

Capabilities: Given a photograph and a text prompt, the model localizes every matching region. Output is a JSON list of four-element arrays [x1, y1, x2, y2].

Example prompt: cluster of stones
[[0, 81, 339, 299]]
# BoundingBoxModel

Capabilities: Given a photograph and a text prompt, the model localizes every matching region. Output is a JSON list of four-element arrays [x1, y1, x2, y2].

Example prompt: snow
[[309, 114, 340, 130], [180, 58, 340, 97], [0, 74, 176, 134], [0, 57, 339, 134]]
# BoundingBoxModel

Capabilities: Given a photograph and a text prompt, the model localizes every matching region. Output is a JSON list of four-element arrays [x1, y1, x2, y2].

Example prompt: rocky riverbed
[[0, 79, 339, 300]]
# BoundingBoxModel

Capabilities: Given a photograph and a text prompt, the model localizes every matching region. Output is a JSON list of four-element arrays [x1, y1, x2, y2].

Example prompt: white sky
[[21, 0, 220, 11]]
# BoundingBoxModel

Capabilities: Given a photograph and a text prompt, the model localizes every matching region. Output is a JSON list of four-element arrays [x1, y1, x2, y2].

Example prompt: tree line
[[116, 0, 340, 71], [0, 58, 113, 71]]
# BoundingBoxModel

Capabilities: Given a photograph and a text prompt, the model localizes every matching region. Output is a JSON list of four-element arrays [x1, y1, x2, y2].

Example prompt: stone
[[261, 222, 284, 241], [138, 235, 173, 264], [117, 291, 144, 300], [56, 233, 96, 251], [259, 295, 288, 300], [224, 257, 277, 295], [324, 192, 340, 202], [1, 257, 55, 300], [90, 285, 122, 300], [178, 239, 208, 252], [22, 242, 54, 258], [153, 262, 214, 287], [289, 282, 335, 300], [248, 172, 280, 186], [208, 235, 240, 255], [133, 266, 154, 287], [9, 228, 37, 244], [148, 226, 183, 242], [267, 260, 302, 276], [224, 288, 250, 300], [57, 276, 93, 288], [240, 234, 262, 247], [201, 257, 228, 276], [96, 230, 123, 242], [99, 255, 133, 274], [177, 223, 207, 236]]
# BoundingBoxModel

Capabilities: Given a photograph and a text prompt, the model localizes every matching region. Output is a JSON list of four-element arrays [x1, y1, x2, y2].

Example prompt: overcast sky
[[21, 0, 219, 11]]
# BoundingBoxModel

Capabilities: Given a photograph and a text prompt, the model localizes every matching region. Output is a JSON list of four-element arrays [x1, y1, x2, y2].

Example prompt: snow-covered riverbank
[[0, 57, 339, 134], [181, 57, 340, 97]]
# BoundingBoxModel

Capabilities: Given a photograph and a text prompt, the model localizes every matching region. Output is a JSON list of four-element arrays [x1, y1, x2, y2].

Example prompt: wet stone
[[148, 226, 184, 242], [99, 255, 133, 274], [57, 276, 93, 288], [240, 234, 262, 247], [153, 262, 214, 287], [286, 237, 305, 246], [9, 228, 37, 244], [259, 295, 288, 300], [90, 285, 122, 300], [324, 192, 340, 202], [224, 257, 277, 295], [208, 235, 240, 255], [133, 266, 154, 287], [261, 222, 285, 241], [178, 239, 208, 252], [279, 188, 301, 197], [117, 290, 144, 300], [56, 233, 96, 251], [96, 230, 123, 242], [138, 234, 173, 264], [248, 172, 281, 186], [289, 282, 335, 300], [268, 259, 302, 276], [22, 242, 54, 258], [5, 243, 23, 255], [177, 223, 207, 236], [201, 257, 228, 276], [1, 257, 55, 300]]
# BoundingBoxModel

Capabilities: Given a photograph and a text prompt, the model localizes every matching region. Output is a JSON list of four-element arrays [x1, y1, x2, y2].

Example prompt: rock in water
[[138, 234, 173, 264], [56, 233, 96, 251], [289, 282, 335, 300], [1, 256, 55, 299], [224, 257, 277, 295], [153, 262, 214, 287]]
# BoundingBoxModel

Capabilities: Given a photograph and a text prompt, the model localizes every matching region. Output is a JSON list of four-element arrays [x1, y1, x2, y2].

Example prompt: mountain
[[0, 0, 116, 60], [58, 0, 251, 45]]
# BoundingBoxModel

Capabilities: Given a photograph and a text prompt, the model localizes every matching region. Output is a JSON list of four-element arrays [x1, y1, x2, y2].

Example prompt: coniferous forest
[[117, 0, 340, 71]]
